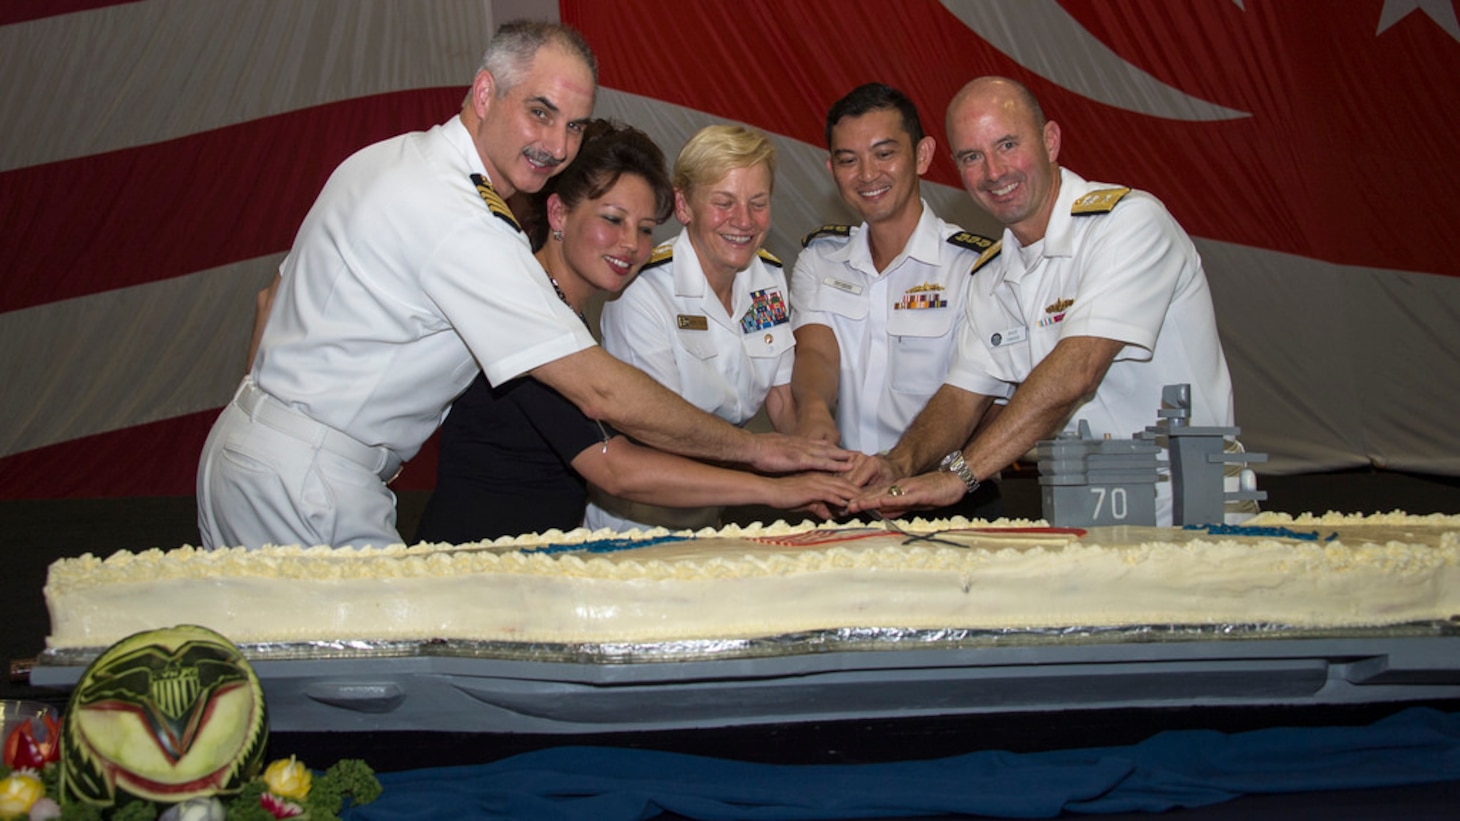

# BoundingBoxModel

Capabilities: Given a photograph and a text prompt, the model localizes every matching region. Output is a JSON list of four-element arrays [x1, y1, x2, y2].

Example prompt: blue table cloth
[[342, 707, 1460, 820]]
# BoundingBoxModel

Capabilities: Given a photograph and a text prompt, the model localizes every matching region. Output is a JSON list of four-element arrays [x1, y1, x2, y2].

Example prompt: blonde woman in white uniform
[[589, 125, 798, 533]]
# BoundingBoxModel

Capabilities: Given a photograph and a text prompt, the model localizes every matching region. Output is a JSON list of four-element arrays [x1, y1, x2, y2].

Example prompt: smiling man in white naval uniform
[[790, 82, 1001, 518], [848, 76, 1234, 526]]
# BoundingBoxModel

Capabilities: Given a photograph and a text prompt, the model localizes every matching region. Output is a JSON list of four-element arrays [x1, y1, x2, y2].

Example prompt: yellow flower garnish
[[262, 755, 312, 801], [0, 771, 44, 819]]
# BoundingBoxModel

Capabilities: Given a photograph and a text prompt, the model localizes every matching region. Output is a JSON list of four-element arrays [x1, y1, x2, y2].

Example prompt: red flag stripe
[[0, 0, 140, 27], [562, 0, 1460, 276], [0, 90, 461, 314], [0, 412, 441, 500]]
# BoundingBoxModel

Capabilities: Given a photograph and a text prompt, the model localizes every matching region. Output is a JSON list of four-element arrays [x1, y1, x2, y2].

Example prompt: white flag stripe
[[1, 256, 280, 456], [594, 89, 1003, 259], [0, 0, 489, 172], [939, 0, 1251, 121], [1200, 239, 1460, 474]]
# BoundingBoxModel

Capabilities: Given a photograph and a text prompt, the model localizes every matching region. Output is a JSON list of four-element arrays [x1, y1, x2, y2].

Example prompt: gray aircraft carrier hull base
[[31, 628, 1460, 734]]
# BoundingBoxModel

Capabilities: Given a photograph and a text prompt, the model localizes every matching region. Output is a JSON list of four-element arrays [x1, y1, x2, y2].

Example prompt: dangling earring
[[551, 229, 564, 241]]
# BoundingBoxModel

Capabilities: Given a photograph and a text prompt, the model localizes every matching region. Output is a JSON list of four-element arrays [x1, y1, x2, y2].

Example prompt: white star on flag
[[1377, 0, 1460, 41]]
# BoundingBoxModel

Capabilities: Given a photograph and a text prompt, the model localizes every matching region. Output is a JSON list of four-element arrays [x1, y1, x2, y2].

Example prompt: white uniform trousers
[[197, 378, 403, 550]]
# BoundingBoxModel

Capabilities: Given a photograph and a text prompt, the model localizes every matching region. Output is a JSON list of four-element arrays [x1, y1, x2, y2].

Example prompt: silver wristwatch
[[939, 450, 980, 495]]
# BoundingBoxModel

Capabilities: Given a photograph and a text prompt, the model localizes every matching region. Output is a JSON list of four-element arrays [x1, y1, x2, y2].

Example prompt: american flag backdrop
[[3, 0, 1458, 502]]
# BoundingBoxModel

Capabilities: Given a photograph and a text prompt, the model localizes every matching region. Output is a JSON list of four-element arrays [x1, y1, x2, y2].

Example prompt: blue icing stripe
[[525, 534, 694, 555], [1184, 524, 1337, 542]]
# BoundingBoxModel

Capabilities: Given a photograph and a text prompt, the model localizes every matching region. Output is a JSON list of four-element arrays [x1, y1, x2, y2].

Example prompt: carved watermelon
[[61, 624, 268, 807]]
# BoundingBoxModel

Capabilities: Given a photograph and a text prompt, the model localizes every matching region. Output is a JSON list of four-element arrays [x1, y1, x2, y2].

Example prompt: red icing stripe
[[750, 530, 890, 547]]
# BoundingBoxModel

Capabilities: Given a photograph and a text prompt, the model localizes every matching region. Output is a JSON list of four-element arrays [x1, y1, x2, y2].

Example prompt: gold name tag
[[677, 314, 709, 331]]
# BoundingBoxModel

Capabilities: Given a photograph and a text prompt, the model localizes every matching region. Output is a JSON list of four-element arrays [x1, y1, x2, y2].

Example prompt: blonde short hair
[[673, 125, 776, 195]]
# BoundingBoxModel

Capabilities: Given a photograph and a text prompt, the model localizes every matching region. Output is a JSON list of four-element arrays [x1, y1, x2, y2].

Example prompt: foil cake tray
[[34, 619, 1460, 666]]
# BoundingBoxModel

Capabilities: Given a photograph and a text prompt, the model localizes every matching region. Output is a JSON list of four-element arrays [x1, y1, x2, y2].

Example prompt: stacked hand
[[845, 470, 966, 517], [843, 452, 896, 488], [752, 432, 854, 474], [756, 440, 965, 521], [777, 472, 864, 520]]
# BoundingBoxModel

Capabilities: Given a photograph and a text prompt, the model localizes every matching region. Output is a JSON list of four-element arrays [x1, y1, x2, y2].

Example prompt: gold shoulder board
[[1071, 187, 1132, 216], [469, 174, 522, 233], [757, 248, 783, 268], [801, 224, 852, 248]]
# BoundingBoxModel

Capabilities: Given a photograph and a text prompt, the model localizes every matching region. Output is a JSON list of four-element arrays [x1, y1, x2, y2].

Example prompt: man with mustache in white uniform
[[199, 21, 850, 551]]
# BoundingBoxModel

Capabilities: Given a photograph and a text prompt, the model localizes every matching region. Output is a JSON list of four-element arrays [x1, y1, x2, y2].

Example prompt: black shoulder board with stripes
[[757, 248, 783, 268], [969, 241, 1003, 275], [946, 231, 997, 252], [469, 174, 521, 233], [801, 224, 852, 248]]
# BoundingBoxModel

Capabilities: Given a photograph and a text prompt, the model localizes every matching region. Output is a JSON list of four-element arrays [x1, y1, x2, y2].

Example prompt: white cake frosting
[[43, 512, 1460, 651]]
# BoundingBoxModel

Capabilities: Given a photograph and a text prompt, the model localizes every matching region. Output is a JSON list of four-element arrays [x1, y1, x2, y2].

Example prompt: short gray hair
[[479, 20, 598, 96]]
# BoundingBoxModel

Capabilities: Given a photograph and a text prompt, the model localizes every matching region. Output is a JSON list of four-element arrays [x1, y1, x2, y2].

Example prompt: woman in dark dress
[[415, 123, 857, 543]]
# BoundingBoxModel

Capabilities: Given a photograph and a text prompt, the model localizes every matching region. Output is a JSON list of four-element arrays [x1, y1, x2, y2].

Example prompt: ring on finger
[[888, 484, 904, 497]]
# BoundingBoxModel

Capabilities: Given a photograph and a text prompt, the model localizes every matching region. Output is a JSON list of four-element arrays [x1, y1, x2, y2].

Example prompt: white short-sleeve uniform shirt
[[598, 229, 794, 426], [202, 116, 595, 549], [255, 116, 595, 459], [790, 202, 990, 454], [586, 230, 795, 533], [947, 168, 1235, 522]]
